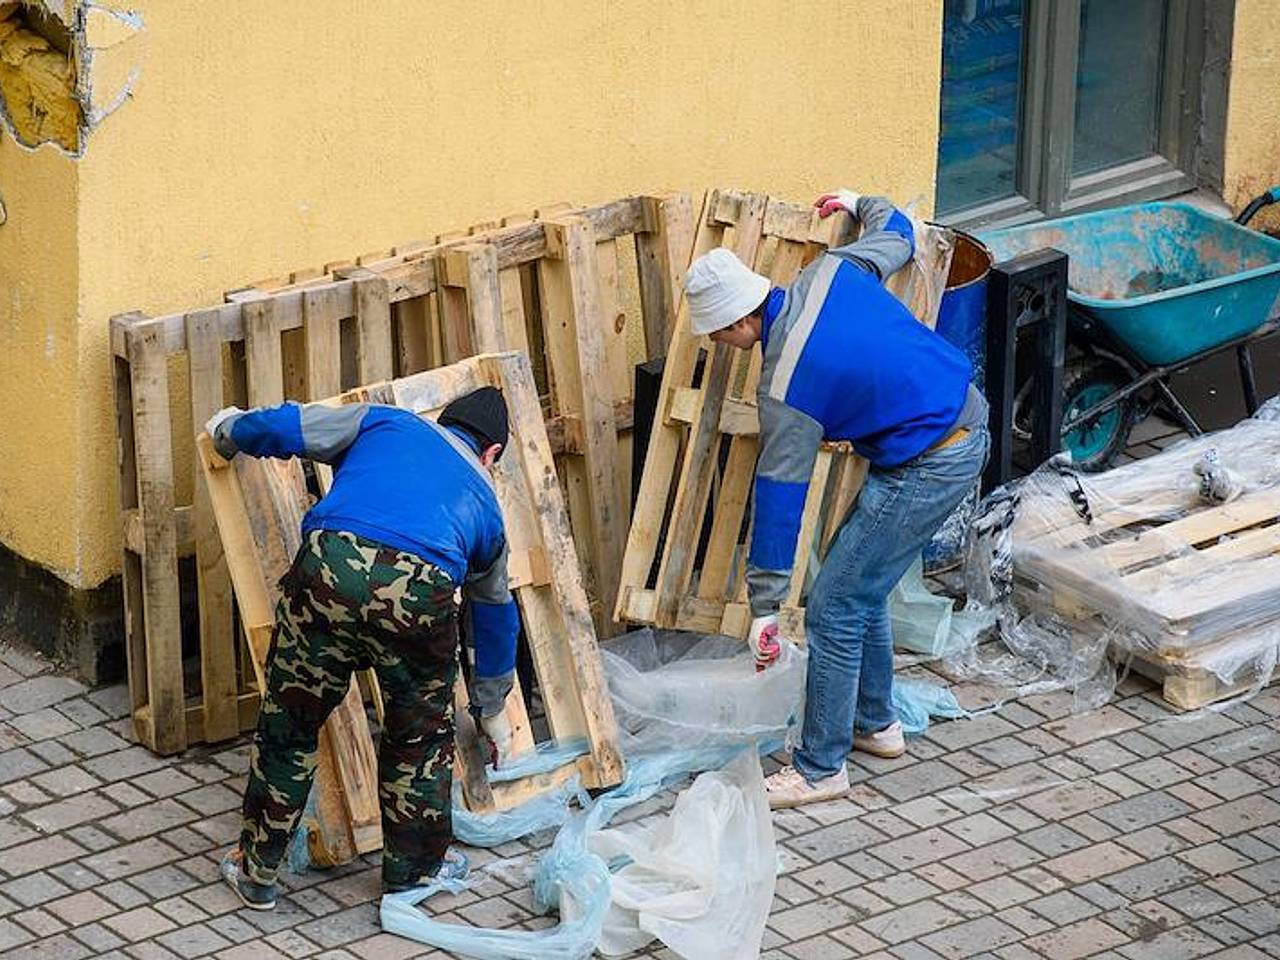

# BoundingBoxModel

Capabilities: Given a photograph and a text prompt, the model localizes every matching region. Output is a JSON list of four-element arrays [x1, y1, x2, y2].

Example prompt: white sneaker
[[765, 764, 850, 810], [853, 720, 906, 758]]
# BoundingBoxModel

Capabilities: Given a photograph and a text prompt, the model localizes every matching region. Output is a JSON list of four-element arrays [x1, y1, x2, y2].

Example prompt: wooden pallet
[[615, 188, 954, 641], [198, 352, 624, 864], [112, 278, 398, 756], [111, 195, 690, 755]]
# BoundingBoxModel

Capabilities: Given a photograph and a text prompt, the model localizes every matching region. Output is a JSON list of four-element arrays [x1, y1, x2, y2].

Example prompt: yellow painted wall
[[1224, 0, 1280, 233], [46, 0, 941, 589], [0, 136, 80, 579]]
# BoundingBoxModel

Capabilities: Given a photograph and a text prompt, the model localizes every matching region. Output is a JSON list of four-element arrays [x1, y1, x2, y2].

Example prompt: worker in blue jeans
[[683, 189, 989, 809]]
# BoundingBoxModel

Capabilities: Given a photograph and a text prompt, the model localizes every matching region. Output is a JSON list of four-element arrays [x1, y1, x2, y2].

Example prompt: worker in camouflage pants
[[206, 387, 520, 910]]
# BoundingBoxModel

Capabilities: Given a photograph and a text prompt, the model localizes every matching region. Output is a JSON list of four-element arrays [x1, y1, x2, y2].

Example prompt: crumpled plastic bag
[[889, 557, 958, 656], [590, 750, 775, 959], [893, 676, 969, 736]]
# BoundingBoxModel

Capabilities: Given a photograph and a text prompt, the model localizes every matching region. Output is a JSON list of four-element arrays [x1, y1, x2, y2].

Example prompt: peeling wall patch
[[0, 1, 142, 156]]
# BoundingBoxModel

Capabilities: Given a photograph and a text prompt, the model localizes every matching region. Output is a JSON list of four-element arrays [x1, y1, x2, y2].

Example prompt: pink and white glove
[[750, 614, 782, 672], [480, 711, 513, 768], [814, 189, 862, 220]]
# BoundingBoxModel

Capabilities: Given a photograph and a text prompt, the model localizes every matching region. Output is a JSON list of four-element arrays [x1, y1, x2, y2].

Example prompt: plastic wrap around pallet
[[1009, 419, 1280, 650], [962, 414, 1280, 708]]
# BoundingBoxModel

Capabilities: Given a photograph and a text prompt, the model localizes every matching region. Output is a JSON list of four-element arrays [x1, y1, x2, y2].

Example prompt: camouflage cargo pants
[[240, 528, 460, 891]]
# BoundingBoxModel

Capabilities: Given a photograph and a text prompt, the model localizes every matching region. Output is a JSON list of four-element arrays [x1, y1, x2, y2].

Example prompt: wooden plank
[[1122, 522, 1280, 592], [482, 353, 624, 790], [538, 217, 625, 639], [785, 449, 834, 609], [244, 299, 284, 407], [111, 284, 356, 361], [490, 756, 588, 812], [435, 252, 475, 363], [353, 274, 395, 384], [180, 691, 260, 743], [452, 674, 496, 813], [636, 193, 696, 359], [545, 399, 633, 456], [185, 308, 239, 746], [302, 286, 343, 400], [123, 506, 193, 556], [696, 435, 758, 602], [392, 298, 434, 375], [112, 316, 148, 733], [442, 244, 505, 354], [124, 323, 186, 755], [821, 453, 867, 554], [595, 236, 634, 545], [667, 389, 758, 434], [498, 267, 532, 359], [1095, 492, 1280, 571]]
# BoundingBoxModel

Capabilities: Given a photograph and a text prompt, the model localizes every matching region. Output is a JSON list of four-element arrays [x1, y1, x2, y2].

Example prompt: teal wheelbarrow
[[981, 187, 1280, 470]]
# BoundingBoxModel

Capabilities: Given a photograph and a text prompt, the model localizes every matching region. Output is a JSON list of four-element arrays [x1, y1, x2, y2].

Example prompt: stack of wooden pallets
[[111, 194, 691, 755], [1013, 421, 1280, 709]]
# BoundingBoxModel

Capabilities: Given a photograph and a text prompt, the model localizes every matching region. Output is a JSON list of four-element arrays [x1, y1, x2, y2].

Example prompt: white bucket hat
[[685, 248, 771, 336]]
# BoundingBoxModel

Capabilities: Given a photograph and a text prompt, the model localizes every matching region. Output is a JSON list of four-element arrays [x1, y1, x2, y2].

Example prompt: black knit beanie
[[439, 386, 509, 460]]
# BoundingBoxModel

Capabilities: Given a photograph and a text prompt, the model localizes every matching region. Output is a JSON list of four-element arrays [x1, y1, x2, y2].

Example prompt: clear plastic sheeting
[[602, 629, 806, 756], [590, 751, 775, 959], [956, 413, 1280, 710], [381, 629, 807, 959]]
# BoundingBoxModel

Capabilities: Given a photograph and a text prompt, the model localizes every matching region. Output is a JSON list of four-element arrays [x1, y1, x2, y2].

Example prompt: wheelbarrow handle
[[1235, 186, 1280, 227]]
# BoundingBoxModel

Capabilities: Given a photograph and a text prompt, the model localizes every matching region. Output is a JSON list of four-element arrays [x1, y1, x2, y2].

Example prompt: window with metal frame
[[936, 0, 1219, 228]]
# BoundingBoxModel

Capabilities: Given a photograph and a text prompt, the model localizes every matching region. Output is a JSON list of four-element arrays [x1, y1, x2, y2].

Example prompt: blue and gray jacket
[[212, 403, 518, 715], [748, 196, 982, 615]]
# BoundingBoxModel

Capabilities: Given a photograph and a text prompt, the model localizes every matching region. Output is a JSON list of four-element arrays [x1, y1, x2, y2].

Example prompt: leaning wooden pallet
[[196, 439, 381, 866], [616, 188, 954, 641], [110, 194, 691, 756], [112, 278, 397, 756], [197, 352, 624, 864]]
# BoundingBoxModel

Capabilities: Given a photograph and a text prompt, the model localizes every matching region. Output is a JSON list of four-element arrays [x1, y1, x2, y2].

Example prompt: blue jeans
[[792, 425, 990, 781]]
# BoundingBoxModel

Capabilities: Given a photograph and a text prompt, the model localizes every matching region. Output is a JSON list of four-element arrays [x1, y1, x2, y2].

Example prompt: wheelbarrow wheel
[[1061, 357, 1136, 472]]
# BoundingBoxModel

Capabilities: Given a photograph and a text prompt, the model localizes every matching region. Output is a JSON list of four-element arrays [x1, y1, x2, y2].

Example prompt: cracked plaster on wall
[[0, 0, 142, 156]]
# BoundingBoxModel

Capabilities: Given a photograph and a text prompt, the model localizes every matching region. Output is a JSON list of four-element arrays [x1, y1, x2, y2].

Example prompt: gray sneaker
[[220, 848, 276, 911]]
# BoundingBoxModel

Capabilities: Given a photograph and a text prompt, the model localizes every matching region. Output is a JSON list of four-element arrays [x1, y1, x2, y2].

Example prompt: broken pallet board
[[198, 353, 622, 862], [615, 188, 954, 641]]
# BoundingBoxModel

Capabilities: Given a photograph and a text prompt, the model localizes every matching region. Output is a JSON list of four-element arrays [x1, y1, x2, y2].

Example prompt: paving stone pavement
[[1, 632, 1278, 960]]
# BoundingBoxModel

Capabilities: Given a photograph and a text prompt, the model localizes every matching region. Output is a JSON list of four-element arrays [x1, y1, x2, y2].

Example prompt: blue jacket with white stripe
[[212, 402, 518, 714], [747, 196, 974, 615]]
